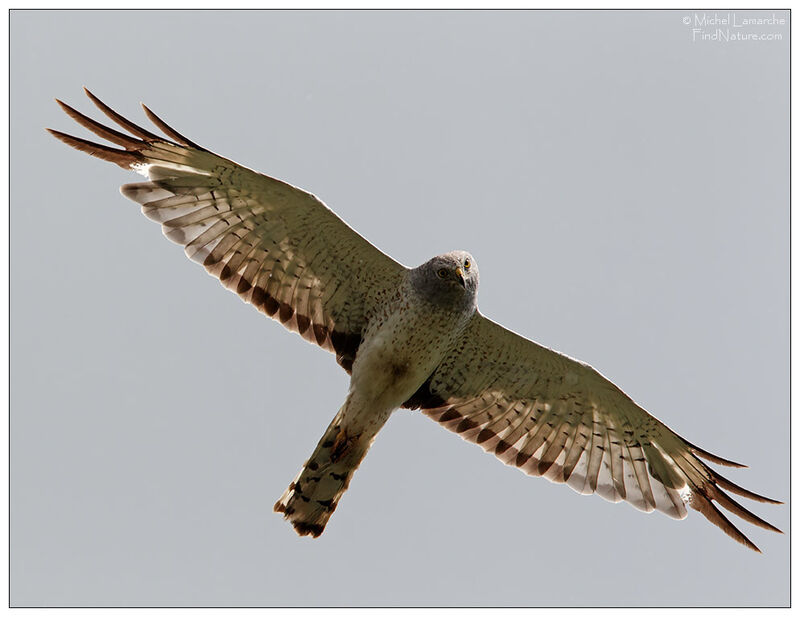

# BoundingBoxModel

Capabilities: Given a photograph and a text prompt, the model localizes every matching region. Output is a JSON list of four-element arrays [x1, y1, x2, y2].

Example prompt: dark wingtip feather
[[710, 486, 783, 534], [688, 441, 747, 468], [690, 492, 762, 553], [83, 87, 163, 142], [141, 103, 207, 151], [55, 98, 142, 149], [47, 128, 140, 169], [708, 466, 784, 505]]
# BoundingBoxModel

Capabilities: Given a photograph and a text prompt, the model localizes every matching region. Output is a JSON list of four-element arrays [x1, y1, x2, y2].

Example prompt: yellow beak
[[455, 267, 465, 287]]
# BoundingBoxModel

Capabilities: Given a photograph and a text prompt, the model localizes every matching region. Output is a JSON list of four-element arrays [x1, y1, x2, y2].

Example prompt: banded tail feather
[[274, 407, 375, 537]]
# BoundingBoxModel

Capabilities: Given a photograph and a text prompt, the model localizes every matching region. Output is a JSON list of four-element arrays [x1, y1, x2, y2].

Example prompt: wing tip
[[689, 492, 764, 553], [47, 127, 140, 169], [140, 102, 207, 151], [686, 440, 747, 468], [83, 85, 102, 106]]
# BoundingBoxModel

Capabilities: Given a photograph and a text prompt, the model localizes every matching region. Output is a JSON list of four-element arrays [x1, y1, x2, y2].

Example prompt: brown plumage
[[49, 89, 782, 551]]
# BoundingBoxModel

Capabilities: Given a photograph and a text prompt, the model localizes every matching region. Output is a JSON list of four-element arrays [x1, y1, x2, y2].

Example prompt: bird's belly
[[349, 316, 455, 412]]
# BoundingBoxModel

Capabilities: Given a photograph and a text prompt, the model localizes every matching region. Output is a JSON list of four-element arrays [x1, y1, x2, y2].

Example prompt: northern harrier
[[49, 89, 781, 551]]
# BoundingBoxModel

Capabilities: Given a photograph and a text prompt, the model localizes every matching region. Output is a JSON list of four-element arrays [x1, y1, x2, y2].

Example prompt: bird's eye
[[437, 268, 448, 279], [464, 259, 470, 269]]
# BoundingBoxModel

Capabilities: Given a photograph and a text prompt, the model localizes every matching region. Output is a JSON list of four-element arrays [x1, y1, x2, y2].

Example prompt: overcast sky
[[11, 9, 788, 607]]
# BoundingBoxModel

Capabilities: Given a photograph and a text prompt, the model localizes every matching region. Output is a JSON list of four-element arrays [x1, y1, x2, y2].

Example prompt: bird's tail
[[274, 406, 376, 538]]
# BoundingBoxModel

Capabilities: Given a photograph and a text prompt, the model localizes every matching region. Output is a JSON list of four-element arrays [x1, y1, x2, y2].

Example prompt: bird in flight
[[49, 89, 781, 551]]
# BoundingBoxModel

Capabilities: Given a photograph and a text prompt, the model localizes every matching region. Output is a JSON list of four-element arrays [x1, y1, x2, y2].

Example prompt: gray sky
[[11, 9, 788, 607]]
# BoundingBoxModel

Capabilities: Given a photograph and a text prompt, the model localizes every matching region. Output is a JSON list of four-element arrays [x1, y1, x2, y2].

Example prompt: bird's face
[[432, 251, 477, 290], [413, 250, 479, 310]]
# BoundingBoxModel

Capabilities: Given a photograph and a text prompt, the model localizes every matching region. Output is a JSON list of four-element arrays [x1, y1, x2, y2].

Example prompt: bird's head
[[411, 250, 479, 310]]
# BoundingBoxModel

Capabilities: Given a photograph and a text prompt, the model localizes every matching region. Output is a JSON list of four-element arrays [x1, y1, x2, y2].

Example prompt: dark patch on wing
[[476, 428, 495, 444], [249, 285, 266, 306], [296, 313, 311, 335], [279, 302, 294, 323], [330, 330, 362, 374], [263, 294, 280, 316], [402, 374, 449, 410], [455, 417, 478, 433], [237, 277, 252, 294], [239, 279, 363, 371], [439, 408, 462, 423], [494, 439, 514, 456]]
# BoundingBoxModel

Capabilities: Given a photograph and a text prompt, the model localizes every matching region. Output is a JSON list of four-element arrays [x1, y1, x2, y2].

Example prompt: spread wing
[[404, 312, 782, 552], [49, 89, 407, 372]]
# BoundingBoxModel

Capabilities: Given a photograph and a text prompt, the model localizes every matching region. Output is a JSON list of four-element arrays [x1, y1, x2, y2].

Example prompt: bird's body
[[49, 89, 782, 551], [277, 252, 479, 534]]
